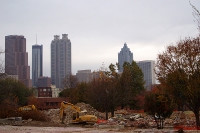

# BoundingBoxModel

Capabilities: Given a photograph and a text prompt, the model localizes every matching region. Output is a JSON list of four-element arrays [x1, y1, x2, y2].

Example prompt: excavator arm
[[60, 101, 98, 124], [60, 101, 81, 120]]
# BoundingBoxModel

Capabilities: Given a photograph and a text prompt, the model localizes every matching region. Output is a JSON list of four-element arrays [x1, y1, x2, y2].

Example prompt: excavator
[[18, 105, 37, 111], [60, 101, 97, 124]]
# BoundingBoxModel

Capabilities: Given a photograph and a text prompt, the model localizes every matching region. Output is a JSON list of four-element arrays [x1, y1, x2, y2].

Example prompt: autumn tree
[[155, 37, 200, 127], [166, 69, 187, 111], [144, 88, 174, 129], [88, 70, 115, 120]]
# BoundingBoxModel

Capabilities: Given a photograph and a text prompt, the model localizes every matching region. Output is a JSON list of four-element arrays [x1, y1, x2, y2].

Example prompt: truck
[[18, 105, 37, 111], [60, 101, 98, 124]]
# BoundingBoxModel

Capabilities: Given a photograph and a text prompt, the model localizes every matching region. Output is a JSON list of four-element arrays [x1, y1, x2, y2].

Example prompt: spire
[[36, 34, 37, 44], [124, 42, 127, 47]]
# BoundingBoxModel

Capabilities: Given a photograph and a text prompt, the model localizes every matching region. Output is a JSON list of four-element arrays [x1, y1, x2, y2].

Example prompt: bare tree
[[61, 74, 78, 89], [189, 1, 200, 35]]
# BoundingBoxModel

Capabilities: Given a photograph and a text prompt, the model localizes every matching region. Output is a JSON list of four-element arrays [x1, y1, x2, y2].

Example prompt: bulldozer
[[60, 101, 97, 124], [18, 105, 37, 111]]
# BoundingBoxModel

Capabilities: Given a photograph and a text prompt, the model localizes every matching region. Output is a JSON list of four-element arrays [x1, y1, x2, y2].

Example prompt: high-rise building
[[51, 34, 71, 88], [5, 35, 32, 87], [136, 60, 156, 90], [32, 44, 43, 87], [118, 43, 133, 72]]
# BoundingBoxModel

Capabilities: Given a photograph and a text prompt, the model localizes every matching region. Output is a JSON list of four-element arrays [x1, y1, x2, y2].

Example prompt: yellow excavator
[[60, 101, 97, 124], [18, 105, 37, 111]]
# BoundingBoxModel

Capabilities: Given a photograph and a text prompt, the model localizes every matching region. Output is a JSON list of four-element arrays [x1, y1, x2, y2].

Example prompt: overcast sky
[[1, 0, 200, 77]]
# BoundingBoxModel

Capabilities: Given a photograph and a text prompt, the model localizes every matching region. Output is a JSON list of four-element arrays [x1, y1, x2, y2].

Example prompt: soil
[[22, 120, 67, 127]]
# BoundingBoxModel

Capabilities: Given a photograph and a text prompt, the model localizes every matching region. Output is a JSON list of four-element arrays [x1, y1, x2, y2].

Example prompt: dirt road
[[0, 121, 199, 133]]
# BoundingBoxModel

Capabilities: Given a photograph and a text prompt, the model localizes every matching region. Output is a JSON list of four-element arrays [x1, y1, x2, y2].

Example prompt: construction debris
[[42, 102, 197, 129], [1, 102, 197, 131]]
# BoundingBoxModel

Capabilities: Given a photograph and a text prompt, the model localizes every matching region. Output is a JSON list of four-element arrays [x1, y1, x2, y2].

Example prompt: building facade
[[28, 97, 68, 110], [37, 76, 51, 87], [32, 44, 43, 87], [136, 60, 156, 90], [51, 34, 71, 88], [5, 35, 32, 87], [76, 70, 91, 83], [38, 87, 52, 97], [118, 43, 133, 72]]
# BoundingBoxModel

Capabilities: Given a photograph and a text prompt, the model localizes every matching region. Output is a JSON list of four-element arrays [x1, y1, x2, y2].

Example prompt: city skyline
[[1, 0, 200, 77]]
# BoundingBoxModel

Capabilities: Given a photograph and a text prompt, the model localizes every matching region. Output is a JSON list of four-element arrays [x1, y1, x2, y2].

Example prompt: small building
[[29, 97, 68, 110], [38, 87, 52, 97], [51, 85, 61, 97]]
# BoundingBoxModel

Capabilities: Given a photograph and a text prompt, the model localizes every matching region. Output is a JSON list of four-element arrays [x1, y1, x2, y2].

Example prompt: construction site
[[0, 102, 199, 133]]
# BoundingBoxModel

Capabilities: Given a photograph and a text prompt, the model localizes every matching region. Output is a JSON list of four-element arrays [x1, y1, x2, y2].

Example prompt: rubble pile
[[44, 102, 100, 124], [42, 102, 197, 129], [75, 102, 99, 116], [43, 109, 61, 123]]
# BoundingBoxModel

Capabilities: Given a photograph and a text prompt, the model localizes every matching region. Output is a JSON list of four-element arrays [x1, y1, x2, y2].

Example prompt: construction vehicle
[[60, 101, 98, 124], [18, 105, 37, 111]]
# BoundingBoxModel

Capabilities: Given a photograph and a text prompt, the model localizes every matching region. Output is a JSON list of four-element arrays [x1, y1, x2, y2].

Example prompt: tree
[[61, 74, 78, 89], [144, 89, 174, 129], [166, 69, 187, 111], [60, 74, 78, 101], [0, 78, 32, 106], [88, 70, 115, 120], [69, 82, 89, 104], [155, 36, 200, 127], [0, 78, 32, 118], [117, 61, 145, 109], [190, 1, 200, 35]]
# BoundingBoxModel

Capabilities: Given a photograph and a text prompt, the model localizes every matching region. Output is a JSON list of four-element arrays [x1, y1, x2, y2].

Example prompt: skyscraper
[[51, 34, 71, 88], [118, 43, 133, 72], [5, 35, 32, 87], [136, 60, 156, 90], [32, 44, 43, 87]]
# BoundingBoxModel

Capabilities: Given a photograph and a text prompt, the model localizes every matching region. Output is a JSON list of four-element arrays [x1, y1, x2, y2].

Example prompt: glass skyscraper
[[32, 44, 43, 87], [118, 43, 133, 72]]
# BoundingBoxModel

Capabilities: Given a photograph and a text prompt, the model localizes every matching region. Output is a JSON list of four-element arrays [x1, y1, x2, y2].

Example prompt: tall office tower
[[51, 34, 71, 88], [136, 60, 156, 90], [32, 44, 43, 87], [118, 43, 133, 72], [5, 35, 32, 88]]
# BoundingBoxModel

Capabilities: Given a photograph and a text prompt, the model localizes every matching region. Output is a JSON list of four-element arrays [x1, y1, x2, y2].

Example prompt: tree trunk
[[105, 110, 108, 120], [121, 104, 124, 109], [111, 107, 114, 117], [194, 109, 200, 128]]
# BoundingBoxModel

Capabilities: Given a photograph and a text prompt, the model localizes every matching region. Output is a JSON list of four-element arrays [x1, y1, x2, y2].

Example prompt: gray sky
[[0, 0, 200, 77]]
